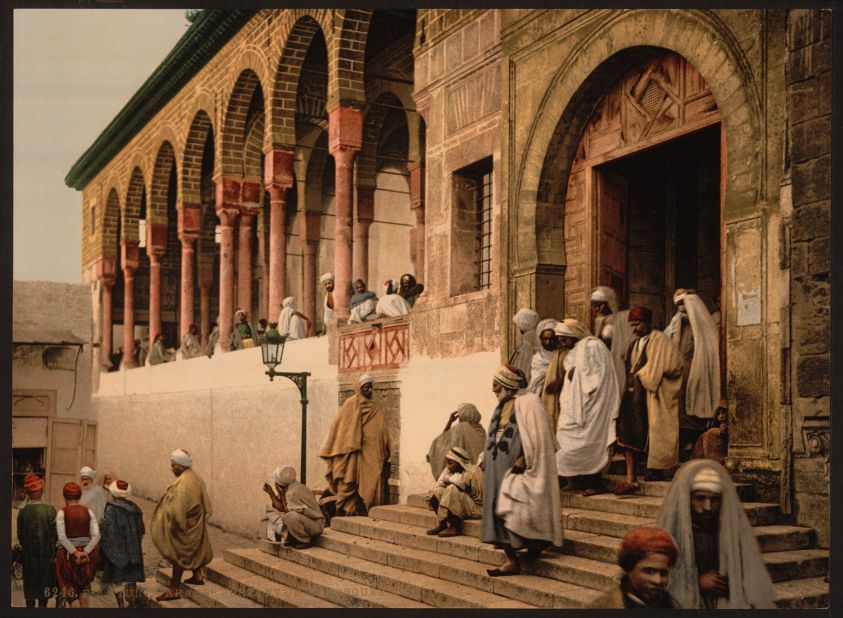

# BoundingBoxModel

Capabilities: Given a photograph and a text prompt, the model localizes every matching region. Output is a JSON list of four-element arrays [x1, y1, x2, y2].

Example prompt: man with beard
[[591, 527, 681, 608], [320, 272, 335, 333], [526, 318, 558, 399], [79, 466, 108, 523], [655, 460, 775, 609], [397, 272, 425, 307], [480, 365, 563, 576], [320, 373, 392, 516]]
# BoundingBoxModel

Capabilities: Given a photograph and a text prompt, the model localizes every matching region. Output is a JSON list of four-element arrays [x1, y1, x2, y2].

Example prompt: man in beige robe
[[261, 466, 324, 548], [425, 447, 483, 538], [614, 307, 683, 494], [319, 373, 392, 516], [151, 449, 213, 601]]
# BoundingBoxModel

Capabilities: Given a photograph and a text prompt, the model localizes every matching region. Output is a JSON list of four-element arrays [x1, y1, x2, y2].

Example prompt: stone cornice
[[65, 9, 256, 191]]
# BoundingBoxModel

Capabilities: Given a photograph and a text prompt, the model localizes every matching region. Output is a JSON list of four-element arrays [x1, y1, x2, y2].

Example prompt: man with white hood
[[526, 318, 558, 397], [79, 466, 109, 523], [509, 308, 540, 383], [590, 286, 635, 402], [375, 279, 412, 318], [277, 296, 311, 340], [665, 289, 721, 459], [655, 459, 775, 609], [554, 318, 619, 496]]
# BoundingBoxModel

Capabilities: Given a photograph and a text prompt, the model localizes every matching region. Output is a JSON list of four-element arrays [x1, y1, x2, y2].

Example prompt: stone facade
[[69, 9, 830, 541]]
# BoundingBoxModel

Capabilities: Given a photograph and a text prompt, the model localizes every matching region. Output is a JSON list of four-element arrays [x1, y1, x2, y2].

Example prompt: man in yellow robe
[[151, 449, 213, 601], [320, 372, 392, 516], [614, 307, 683, 494]]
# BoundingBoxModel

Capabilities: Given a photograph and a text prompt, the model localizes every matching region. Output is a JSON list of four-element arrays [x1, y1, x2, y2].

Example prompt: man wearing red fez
[[16, 474, 59, 607], [614, 306, 684, 494], [55, 481, 101, 607], [591, 526, 681, 608]]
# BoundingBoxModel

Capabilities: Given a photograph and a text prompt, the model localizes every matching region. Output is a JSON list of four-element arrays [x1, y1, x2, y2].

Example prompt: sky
[[13, 9, 189, 283]]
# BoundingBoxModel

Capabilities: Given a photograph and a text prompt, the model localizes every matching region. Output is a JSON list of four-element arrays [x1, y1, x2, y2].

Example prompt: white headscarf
[[359, 372, 374, 386], [656, 460, 775, 609], [554, 318, 591, 340], [79, 466, 97, 480], [665, 291, 720, 419], [527, 319, 558, 395], [590, 286, 619, 315], [320, 272, 334, 283], [278, 296, 306, 340], [170, 449, 193, 468], [273, 466, 297, 487]]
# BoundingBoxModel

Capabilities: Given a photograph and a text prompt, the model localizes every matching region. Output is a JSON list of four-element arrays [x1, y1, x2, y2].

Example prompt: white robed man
[[481, 365, 563, 577], [509, 308, 540, 383], [591, 286, 635, 401], [320, 372, 392, 516], [555, 318, 619, 496], [180, 323, 203, 359], [526, 319, 558, 396], [656, 460, 775, 609], [261, 466, 325, 549], [665, 289, 721, 459], [375, 279, 412, 318], [151, 449, 213, 602], [278, 296, 311, 340], [320, 272, 335, 333], [425, 447, 484, 538], [79, 466, 109, 523]]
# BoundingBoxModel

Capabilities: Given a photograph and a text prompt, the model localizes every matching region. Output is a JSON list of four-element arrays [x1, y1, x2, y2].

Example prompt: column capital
[[121, 241, 140, 271], [96, 256, 117, 286], [264, 149, 295, 190], [215, 207, 239, 227], [177, 202, 201, 240], [215, 176, 242, 211], [240, 177, 261, 211], [328, 106, 363, 155], [146, 222, 167, 253]]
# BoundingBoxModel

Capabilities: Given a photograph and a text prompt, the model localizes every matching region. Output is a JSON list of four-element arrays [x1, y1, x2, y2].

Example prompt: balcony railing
[[337, 316, 410, 374]]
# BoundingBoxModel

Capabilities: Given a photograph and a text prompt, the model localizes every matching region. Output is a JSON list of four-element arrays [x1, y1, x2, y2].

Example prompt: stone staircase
[[147, 476, 828, 609]]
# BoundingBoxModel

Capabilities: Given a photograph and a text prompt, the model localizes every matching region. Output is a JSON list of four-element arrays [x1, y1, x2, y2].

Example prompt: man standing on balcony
[[320, 272, 334, 334], [320, 373, 392, 516]]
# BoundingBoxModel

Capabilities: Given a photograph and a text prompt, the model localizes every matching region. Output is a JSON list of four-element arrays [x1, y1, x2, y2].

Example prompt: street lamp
[[261, 322, 311, 484]]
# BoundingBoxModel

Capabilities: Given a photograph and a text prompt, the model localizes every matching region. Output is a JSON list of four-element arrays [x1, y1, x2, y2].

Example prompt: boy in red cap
[[16, 474, 58, 607], [591, 526, 681, 608], [55, 481, 101, 607]]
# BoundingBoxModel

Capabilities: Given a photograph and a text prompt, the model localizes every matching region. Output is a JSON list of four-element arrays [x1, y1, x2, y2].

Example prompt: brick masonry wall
[[785, 8, 830, 547]]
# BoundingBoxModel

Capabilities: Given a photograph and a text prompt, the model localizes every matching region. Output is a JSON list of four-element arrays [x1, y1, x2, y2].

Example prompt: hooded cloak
[[527, 319, 558, 395], [427, 403, 487, 478], [655, 460, 775, 609], [278, 297, 307, 340], [510, 309, 540, 382]]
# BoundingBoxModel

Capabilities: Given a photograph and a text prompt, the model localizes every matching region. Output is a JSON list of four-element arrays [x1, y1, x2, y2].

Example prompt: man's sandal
[[612, 481, 640, 496], [487, 566, 521, 577], [155, 592, 181, 602], [582, 487, 607, 497]]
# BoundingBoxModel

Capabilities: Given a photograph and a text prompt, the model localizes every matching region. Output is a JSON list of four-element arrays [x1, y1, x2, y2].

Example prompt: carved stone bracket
[[801, 415, 830, 458]]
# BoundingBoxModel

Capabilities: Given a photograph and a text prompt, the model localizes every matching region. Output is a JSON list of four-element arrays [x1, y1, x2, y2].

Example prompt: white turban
[[273, 466, 297, 487], [673, 288, 697, 305], [108, 480, 132, 499], [512, 308, 540, 333], [79, 466, 96, 480], [691, 467, 722, 494], [282, 297, 295, 309], [554, 318, 591, 340], [320, 272, 335, 283], [590, 287, 610, 302], [536, 318, 558, 337], [359, 372, 374, 386], [170, 449, 193, 468]]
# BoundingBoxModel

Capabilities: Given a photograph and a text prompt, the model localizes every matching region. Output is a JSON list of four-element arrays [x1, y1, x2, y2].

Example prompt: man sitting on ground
[[261, 466, 324, 549], [180, 323, 203, 359], [425, 447, 483, 538]]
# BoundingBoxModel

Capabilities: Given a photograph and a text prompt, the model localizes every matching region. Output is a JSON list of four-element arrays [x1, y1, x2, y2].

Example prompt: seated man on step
[[261, 466, 324, 549], [425, 447, 483, 538]]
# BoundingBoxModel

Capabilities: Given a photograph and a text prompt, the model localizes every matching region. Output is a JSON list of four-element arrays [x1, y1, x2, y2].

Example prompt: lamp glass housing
[[261, 322, 287, 369]]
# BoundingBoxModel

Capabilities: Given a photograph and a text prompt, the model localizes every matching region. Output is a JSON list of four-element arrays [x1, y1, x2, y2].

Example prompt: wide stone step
[[142, 581, 203, 608], [558, 491, 780, 524], [602, 475, 756, 501], [773, 576, 830, 609], [257, 538, 534, 608], [313, 526, 603, 608], [388, 501, 814, 553], [331, 514, 622, 591], [226, 546, 430, 608], [205, 557, 339, 608], [155, 566, 261, 608]]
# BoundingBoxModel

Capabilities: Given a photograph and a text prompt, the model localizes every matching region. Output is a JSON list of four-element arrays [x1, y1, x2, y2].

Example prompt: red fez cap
[[23, 474, 44, 493], [618, 526, 678, 572], [63, 482, 82, 500], [116, 480, 129, 490], [628, 307, 652, 323]]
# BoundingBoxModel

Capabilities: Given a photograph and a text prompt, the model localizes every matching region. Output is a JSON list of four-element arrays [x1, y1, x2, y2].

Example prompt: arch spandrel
[[514, 9, 762, 276], [149, 141, 178, 226], [101, 188, 121, 259], [181, 110, 215, 205], [123, 167, 147, 243], [332, 9, 373, 109], [220, 69, 266, 178]]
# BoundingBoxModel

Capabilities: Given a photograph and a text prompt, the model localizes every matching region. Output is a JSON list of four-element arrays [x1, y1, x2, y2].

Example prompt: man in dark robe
[[16, 474, 58, 607], [100, 479, 145, 608], [397, 272, 424, 307]]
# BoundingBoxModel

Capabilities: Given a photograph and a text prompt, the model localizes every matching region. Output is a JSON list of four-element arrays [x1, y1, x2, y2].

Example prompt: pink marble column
[[256, 212, 269, 321], [354, 186, 375, 282], [198, 260, 214, 347], [216, 176, 242, 352], [265, 149, 295, 321], [408, 163, 426, 282], [236, 212, 255, 316], [179, 237, 196, 339], [121, 241, 139, 368], [329, 106, 363, 322], [148, 252, 162, 350], [300, 211, 321, 332], [100, 281, 113, 369]]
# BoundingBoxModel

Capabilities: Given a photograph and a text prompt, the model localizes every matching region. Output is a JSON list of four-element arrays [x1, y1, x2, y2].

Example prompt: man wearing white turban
[[655, 460, 775, 609], [261, 467, 325, 548], [590, 286, 635, 402], [319, 373, 392, 516], [665, 289, 721, 459], [79, 466, 108, 523], [526, 319, 558, 397], [277, 297, 311, 340], [320, 272, 335, 333], [554, 318, 619, 496], [509, 308, 540, 383], [229, 309, 259, 350], [151, 449, 213, 601]]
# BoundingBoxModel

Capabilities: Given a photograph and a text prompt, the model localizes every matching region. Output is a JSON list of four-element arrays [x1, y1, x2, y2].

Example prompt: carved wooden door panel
[[595, 168, 628, 305]]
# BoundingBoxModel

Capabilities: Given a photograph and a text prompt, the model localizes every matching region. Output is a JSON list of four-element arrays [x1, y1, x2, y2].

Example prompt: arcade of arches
[[72, 9, 830, 544]]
